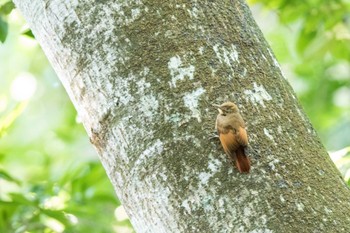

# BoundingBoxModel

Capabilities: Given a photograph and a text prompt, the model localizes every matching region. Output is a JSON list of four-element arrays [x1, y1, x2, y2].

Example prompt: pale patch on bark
[[187, 6, 199, 18], [208, 157, 222, 173], [136, 77, 159, 120], [213, 44, 239, 66], [296, 201, 305, 211], [113, 1, 144, 25], [181, 200, 191, 214], [250, 229, 274, 233], [134, 139, 163, 167], [131, 8, 141, 20], [198, 46, 204, 55], [268, 159, 280, 171], [280, 194, 286, 203], [183, 87, 205, 122], [111, 123, 130, 164], [244, 82, 272, 107], [113, 77, 135, 105], [168, 56, 195, 88], [198, 172, 212, 184], [263, 128, 274, 141], [244, 206, 252, 217], [164, 113, 183, 125], [181, 156, 224, 221], [277, 125, 283, 134], [198, 157, 222, 185]]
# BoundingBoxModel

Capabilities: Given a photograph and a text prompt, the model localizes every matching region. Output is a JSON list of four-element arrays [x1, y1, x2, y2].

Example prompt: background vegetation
[[1, 0, 349, 232]]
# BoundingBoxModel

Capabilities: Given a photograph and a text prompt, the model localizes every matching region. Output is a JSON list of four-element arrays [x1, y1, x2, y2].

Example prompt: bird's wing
[[236, 126, 248, 146], [219, 131, 239, 156], [218, 126, 248, 155]]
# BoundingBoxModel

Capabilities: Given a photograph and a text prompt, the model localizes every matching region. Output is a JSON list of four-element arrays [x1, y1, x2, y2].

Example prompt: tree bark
[[14, 0, 350, 232]]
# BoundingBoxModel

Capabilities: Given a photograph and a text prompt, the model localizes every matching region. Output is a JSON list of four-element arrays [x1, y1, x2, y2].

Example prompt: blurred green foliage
[[0, 0, 15, 42], [0, 0, 350, 232], [248, 0, 350, 151], [248, 0, 350, 178], [0, 4, 133, 233]]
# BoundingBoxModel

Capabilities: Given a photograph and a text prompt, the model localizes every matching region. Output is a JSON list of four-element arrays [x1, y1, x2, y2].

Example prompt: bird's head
[[213, 102, 239, 115]]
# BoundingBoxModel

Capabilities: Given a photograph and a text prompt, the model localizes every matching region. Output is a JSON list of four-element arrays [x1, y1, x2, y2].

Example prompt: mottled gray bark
[[15, 0, 350, 232]]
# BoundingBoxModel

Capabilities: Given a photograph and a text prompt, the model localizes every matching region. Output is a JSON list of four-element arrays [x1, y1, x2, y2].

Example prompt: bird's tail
[[235, 147, 250, 173]]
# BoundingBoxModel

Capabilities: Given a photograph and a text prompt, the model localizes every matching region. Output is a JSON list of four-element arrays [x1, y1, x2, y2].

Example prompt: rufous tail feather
[[235, 147, 250, 173]]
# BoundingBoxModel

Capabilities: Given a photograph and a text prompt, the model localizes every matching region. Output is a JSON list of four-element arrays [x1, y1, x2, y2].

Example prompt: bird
[[213, 102, 250, 173]]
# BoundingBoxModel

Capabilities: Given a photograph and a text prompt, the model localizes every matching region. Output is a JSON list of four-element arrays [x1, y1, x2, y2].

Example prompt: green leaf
[[22, 29, 35, 39], [7, 193, 35, 205], [41, 209, 72, 226], [0, 1, 15, 15], [296, 27, 317, 54], [279, 4, 307, 24], [0, 169, 21, 184], [0, 16, 8, 43], [0, 200, 20, 206]]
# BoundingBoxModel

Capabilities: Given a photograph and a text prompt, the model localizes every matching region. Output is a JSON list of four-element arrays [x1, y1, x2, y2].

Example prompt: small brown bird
[[214, 102, 250, 173]]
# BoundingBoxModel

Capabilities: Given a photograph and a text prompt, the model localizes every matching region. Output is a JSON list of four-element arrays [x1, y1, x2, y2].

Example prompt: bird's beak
[[212, 104, 223, 114]]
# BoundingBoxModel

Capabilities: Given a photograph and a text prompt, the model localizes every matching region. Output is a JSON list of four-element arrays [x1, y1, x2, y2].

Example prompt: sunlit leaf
[[0, 16, 7, 43], [41, 209, 71, 226], [8, 193, 35, 205], [0, 102, 27, 138], [279, 4, 306, 23], [22, 29, 35, 39], [296, 28, 317, 54], [0, 169, 20, 184], [0, 1, 15, 15]]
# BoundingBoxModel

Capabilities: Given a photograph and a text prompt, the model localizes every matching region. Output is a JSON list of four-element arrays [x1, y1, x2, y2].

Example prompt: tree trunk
[[14, 0, 350, 232]]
